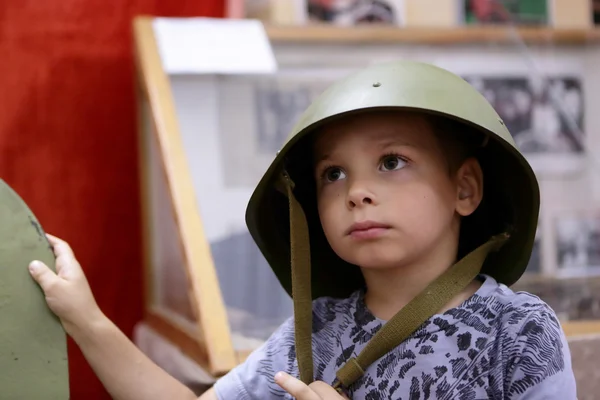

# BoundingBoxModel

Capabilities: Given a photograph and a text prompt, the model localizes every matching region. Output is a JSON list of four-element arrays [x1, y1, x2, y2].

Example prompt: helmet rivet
[[499, 119, 505, 126], [373, 82, 381, 87]]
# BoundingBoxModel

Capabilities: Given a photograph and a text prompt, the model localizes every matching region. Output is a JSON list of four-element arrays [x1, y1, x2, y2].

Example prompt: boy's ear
[[455, 157, 483, 217]]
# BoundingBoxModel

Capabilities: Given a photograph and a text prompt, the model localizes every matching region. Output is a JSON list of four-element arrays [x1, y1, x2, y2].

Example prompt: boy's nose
[[347, 183, 375, 209], [348, 196, 373, 208]]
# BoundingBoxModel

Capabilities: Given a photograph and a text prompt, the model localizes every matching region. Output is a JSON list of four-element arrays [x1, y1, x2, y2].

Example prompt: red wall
[[0, 1, 224, 398]]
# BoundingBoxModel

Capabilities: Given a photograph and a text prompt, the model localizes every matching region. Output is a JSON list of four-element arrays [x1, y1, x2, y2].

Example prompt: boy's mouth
[[346, 220, 391, 240]]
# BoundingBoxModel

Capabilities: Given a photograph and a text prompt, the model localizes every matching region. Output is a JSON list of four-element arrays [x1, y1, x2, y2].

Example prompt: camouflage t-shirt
[[213, 274, 577, 399]]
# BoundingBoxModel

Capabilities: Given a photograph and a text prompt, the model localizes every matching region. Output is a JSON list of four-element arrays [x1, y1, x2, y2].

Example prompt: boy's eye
[[324, 167, 346, 182], [380, 155, 406, 171]]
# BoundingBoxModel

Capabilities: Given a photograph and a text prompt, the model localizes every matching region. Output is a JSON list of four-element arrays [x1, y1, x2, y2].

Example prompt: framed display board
[[133, 15, 600, 380]]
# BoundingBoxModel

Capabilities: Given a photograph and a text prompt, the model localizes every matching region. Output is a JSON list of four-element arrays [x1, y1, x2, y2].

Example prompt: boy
[[28, 61, 576, 399]]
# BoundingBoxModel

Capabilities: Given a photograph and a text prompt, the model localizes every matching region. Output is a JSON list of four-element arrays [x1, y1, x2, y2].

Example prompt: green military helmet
[[245, 60, 540, 387], [246, 60, 540, 300]]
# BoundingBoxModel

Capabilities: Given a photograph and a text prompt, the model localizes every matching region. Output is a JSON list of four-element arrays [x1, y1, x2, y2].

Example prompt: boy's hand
[[275, 372, 349, 400], [28, 234, 103, 335]]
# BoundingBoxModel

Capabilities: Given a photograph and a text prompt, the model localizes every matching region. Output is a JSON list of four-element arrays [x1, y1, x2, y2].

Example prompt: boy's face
[[313, 111, 483, 271]]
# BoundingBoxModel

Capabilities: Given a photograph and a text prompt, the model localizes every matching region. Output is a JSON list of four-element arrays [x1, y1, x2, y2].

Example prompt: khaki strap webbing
[[333, 233, 508, 391], [280, 172, 508, 389], [282, 173, 314, 384]]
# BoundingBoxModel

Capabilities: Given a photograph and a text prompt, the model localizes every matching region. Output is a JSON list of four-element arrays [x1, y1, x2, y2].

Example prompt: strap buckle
[[332, 380, 348, 397]]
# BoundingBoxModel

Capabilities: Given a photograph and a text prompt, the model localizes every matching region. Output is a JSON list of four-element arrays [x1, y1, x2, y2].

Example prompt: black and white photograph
[[555, 213, 600, 278], [307, 0, 404, 25], [254, 84, 314, 154], [524, 226, 542, 274], [218, 76, 332, 188], [463, 75, 584, 155]]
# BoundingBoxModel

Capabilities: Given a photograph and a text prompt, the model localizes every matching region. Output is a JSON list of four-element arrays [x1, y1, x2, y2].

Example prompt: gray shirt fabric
[[214, 274, 577, 399]]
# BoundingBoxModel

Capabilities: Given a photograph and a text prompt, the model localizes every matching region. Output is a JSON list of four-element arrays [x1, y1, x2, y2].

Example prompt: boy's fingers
[[28, 260, 58, 292], [45, 234, 82, 277], [310, 381, 349, 399], [46, 234, 75, 258], [274, 372, 320, 400]]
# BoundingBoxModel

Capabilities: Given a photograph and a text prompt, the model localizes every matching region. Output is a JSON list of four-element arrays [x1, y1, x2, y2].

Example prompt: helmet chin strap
[[280, 171, 510, 392], [281, 171, 314, 384]]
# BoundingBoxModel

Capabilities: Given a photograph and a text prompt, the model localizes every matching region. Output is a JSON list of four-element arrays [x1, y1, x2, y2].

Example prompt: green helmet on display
[[0, 180, 70, 399], [244, 60, 540, 391]]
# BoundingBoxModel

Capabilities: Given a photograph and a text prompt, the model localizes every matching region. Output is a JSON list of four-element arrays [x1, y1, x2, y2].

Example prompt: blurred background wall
[[0, 1, 224, 398]]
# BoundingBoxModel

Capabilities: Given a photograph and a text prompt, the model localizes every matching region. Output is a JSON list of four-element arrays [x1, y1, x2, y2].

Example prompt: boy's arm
[[504, 308, 577, 399], [28, 235, 198, 400], [69, 312, 198, 400]]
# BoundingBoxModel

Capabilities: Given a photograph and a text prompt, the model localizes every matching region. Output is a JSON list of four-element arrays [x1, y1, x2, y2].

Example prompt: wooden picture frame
[[133, 18, 238, 377]]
